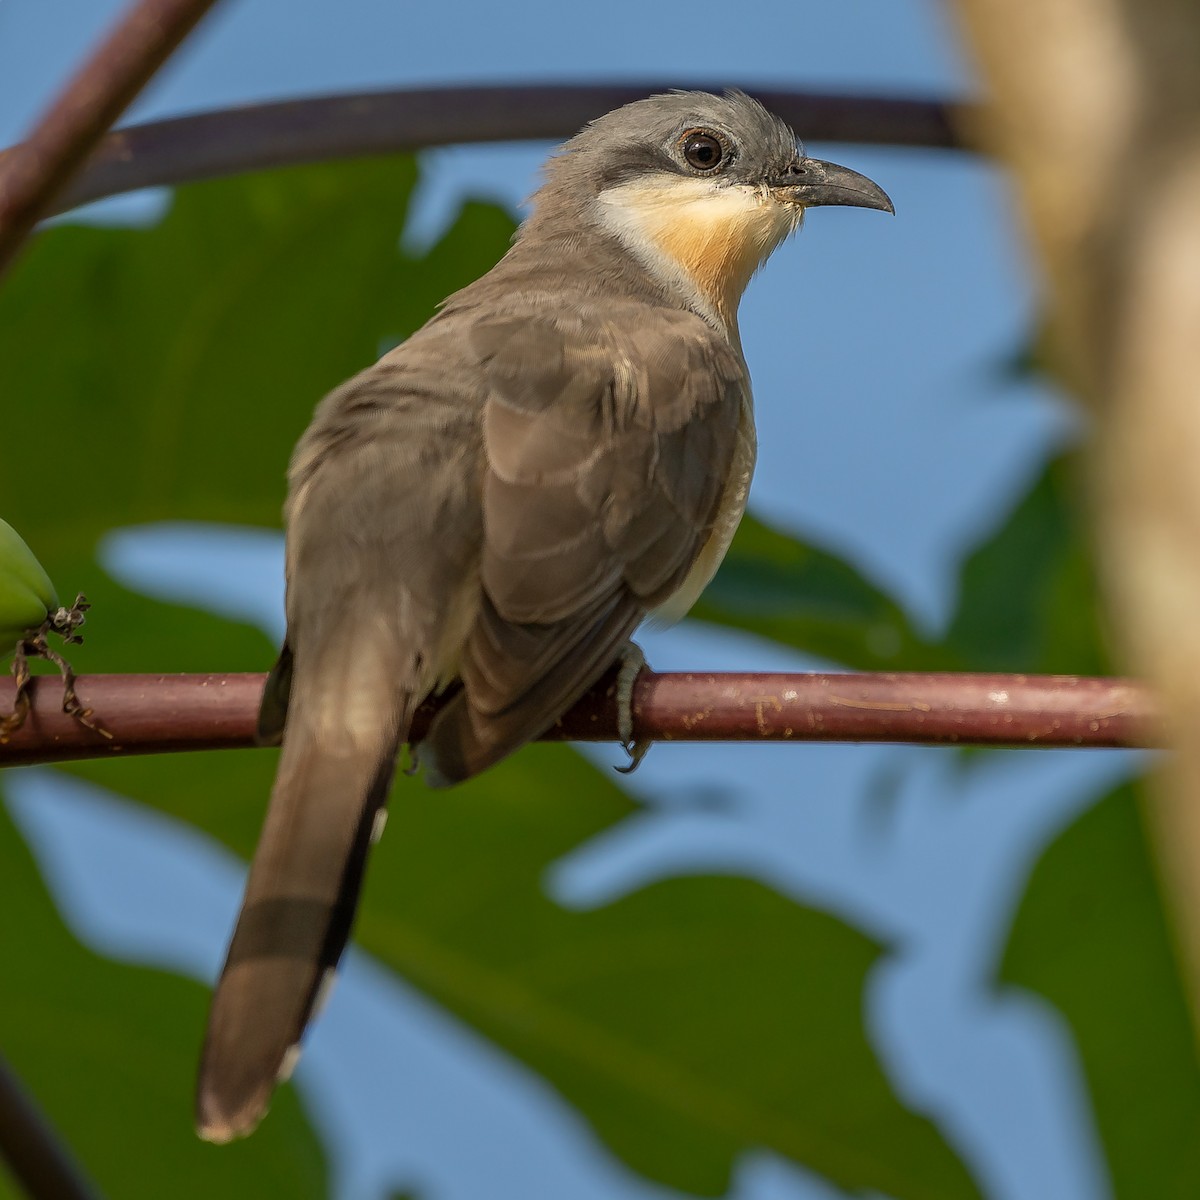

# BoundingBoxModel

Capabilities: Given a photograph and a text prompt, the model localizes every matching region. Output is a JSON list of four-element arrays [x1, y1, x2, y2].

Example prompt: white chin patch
[[595, 177, 795, 331]]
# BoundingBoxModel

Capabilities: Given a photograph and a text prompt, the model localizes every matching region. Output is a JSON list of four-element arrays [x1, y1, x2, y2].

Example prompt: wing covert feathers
[[419, 309, 747, 786]]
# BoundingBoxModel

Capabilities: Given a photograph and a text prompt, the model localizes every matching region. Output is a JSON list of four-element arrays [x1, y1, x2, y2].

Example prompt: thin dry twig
[[0, 669, 1155, 768], [0, 0, 224, 279], [0, 1052, 101, 1200], [0, 85, 969, 220]]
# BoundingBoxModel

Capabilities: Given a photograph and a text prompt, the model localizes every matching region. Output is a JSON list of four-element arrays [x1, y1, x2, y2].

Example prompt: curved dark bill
[[769, 158, 894, 213]]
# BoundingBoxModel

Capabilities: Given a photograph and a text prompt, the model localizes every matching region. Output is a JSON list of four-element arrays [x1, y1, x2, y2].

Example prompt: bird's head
[[529, 90, 893, 336]]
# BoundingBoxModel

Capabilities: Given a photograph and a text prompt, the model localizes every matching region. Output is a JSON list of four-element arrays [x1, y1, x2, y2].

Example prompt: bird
[[196, 89, 892, 1142]]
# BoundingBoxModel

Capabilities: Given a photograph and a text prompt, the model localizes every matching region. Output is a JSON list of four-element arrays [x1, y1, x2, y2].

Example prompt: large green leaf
[[0, 790, 325, 1198], [698, 427, 1200, 1196], [0, 161, 981, 1198], [63, 742, 978, 1200], [1000, 779, 1200, 1196], [1, 157, 516, 599], [693, 511, 944, 671], [944, 452, 1109, 675], [696, 449, 1108, 677]]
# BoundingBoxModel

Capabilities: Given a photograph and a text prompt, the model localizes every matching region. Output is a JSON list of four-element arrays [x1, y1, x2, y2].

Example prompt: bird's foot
[[613, 641, 651, 774]]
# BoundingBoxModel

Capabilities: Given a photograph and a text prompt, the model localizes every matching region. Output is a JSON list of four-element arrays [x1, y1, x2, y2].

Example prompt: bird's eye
[[680, 131, 726, 172]]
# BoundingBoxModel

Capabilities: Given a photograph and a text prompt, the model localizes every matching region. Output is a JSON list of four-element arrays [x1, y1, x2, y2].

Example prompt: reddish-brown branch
[[0, 670, 1155, 768], [0, 85, 969, 220], [0, 0, 223, 279]]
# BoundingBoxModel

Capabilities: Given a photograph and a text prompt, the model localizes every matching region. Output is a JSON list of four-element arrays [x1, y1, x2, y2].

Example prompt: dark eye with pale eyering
[[680, 131, 726, 172]]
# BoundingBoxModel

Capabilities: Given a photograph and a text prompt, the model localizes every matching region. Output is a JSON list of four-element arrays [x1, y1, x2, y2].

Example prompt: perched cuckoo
[[197, 89, 892, 1141]]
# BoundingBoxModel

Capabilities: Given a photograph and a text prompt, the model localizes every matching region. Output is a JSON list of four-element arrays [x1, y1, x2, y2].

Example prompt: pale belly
[[651, 396, 757, 626]]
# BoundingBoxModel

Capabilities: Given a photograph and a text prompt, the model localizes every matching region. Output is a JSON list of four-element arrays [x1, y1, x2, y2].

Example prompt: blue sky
[[0, 3, 1126, 1198]]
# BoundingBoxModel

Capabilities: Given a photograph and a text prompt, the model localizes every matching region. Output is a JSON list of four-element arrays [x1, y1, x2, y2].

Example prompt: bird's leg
[[0, 638, 34, 743], [614, 641, 651, 774]]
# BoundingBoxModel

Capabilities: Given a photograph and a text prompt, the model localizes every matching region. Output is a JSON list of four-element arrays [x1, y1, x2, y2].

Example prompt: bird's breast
[[651, 388, 757, 625]]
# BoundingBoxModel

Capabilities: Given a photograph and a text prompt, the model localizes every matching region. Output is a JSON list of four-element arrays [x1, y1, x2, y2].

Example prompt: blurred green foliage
[[0, 157, 1194, 1200], [1002, 780, 1200, 1197]]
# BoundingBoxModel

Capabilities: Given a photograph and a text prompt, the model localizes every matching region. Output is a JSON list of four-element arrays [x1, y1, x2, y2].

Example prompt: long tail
[[196, 645, 408, 1142]]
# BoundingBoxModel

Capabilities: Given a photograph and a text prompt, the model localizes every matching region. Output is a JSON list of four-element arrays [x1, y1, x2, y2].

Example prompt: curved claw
[[615, 737, 652, 775], [613, 642, 652, 774]]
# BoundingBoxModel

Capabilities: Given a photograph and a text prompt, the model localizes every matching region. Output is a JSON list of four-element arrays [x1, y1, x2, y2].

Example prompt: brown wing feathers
[[419, 310, 745, 786]]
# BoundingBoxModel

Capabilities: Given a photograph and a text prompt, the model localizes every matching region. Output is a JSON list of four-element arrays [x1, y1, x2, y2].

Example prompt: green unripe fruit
[[0, 518, 58, 655]]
